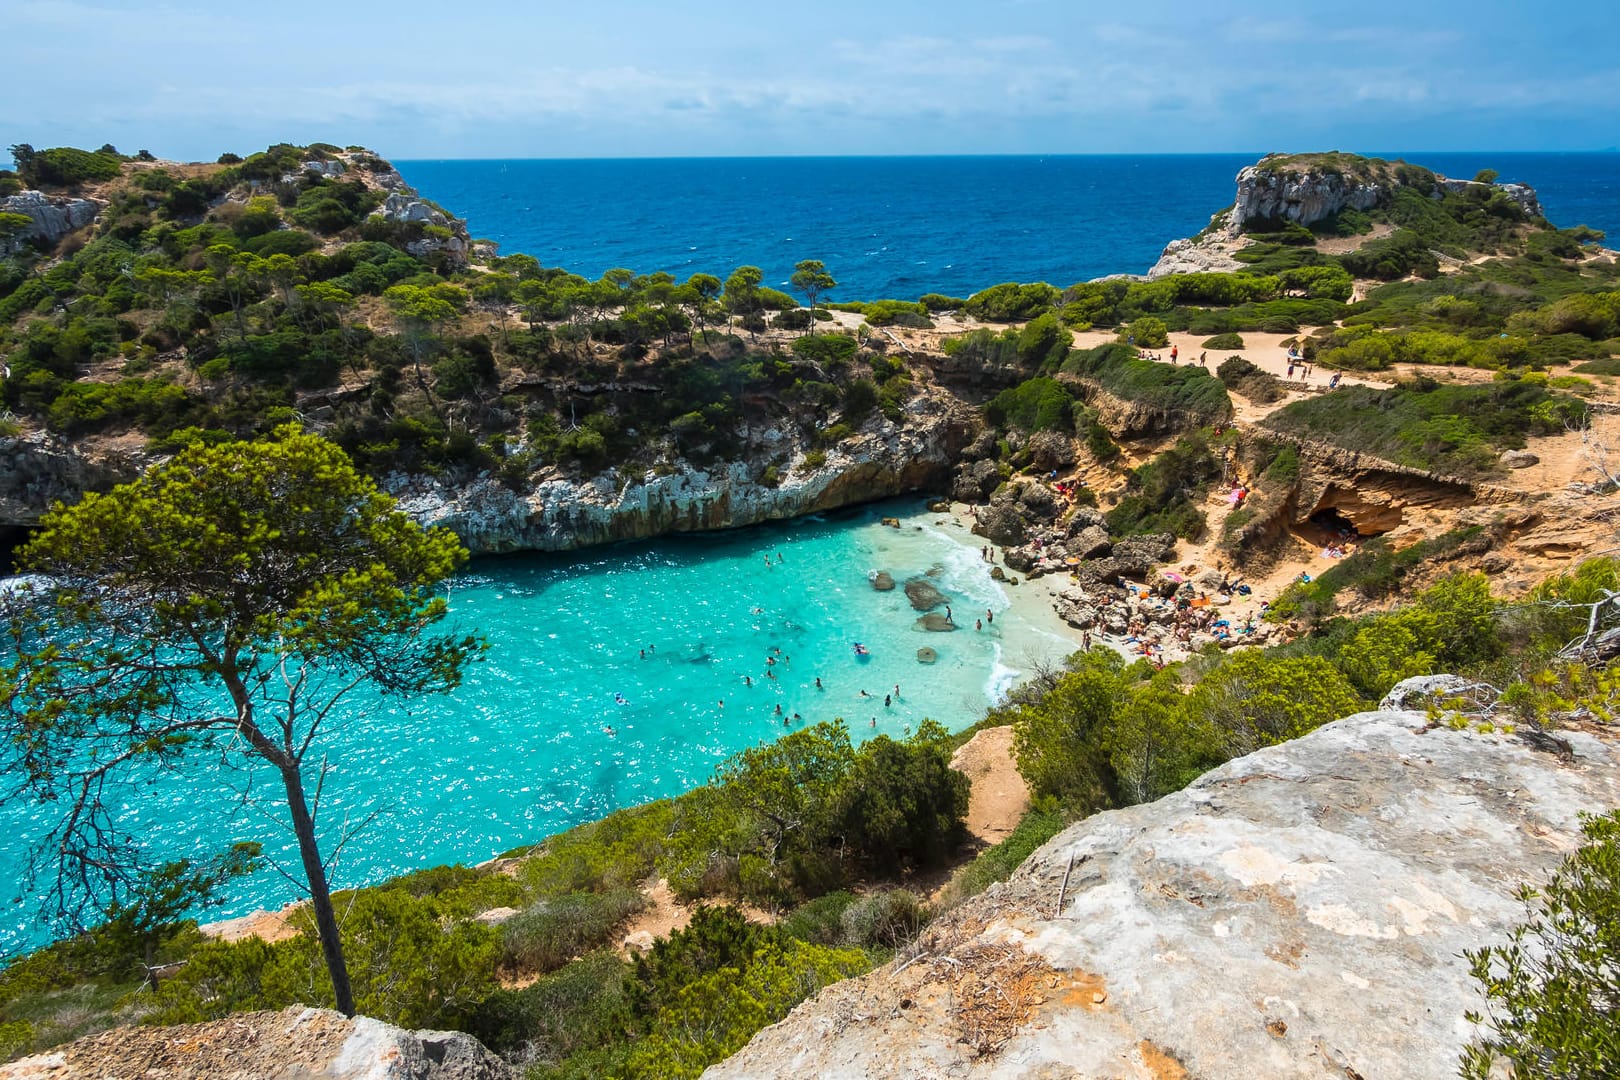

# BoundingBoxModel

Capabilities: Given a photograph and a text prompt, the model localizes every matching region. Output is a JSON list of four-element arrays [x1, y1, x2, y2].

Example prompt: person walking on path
[[1169, 345, 1178, 364]]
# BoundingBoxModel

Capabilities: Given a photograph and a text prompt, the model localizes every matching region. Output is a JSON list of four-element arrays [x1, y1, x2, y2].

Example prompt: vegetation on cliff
[[0, 143, 916, 490]]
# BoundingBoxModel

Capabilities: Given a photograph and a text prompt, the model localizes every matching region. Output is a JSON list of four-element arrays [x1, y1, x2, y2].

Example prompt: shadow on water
[[0, 526, 32, 576]]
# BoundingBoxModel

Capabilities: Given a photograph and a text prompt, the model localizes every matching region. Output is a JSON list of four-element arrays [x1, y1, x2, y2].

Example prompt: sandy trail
[[949, 726, 1030, 847]]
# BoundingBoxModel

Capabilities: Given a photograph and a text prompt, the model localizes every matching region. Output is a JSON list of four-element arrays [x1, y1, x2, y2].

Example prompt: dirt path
[[949, 726, 1031, 847]]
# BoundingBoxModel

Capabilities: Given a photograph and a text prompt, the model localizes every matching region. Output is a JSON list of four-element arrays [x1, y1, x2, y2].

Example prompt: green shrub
[[1461, 810, 1620, 1080], [11, 145, 122, 188], [831, 731, 969, 874], [1122, 316, 1170, 348], [938, 810, 1065, 905], [1261, 380, 1586, 477], [1202, 332, 1245, 350], [1063, 344, 1231, 425], [838, 890, 926, 949], [1105, 434, 1220, 539], [964, 281, 1060, 322], [467, 949, 630, 1064], [520, 799, 677, 897], [1182, 652, 1362, 757], [985, 377, 1073, 433], [501, 889, 647, 974]]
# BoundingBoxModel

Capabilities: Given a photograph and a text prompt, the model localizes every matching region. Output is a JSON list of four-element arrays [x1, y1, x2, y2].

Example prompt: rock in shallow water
[[915, 647, 937, 664], [915, 613, 956, 632], [904, 577, 947, 611], [870, 570, 895, 591]]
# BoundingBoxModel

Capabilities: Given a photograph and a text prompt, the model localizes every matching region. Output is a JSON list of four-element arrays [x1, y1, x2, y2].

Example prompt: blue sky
[[5, 0, 1616, 160]]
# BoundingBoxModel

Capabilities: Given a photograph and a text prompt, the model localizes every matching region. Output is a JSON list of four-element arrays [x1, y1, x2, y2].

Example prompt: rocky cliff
[[0, 1006, 512, 1080], [1147, 153, 1544, 278], [0, 386, 973, 557], [0, 191, 101, 253], [386, 392, 975, 554], [704, 706, 1620, 1080], [0, 434, 137, 529]]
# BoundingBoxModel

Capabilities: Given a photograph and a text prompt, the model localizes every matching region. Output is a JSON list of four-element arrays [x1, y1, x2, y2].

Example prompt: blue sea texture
[[0, 503, 1074, 954], [397, 153, 1620, 302]]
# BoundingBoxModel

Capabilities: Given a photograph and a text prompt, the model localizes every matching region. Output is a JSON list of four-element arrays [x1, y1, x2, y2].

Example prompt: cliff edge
[[0, 1006, 512, 1080], [1148, 152, 1546, 277], [705, 708, 1620, 1079]]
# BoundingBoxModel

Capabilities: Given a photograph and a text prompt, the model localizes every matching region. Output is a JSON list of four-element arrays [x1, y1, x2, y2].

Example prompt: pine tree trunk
[[280, 763, 355, 1016]]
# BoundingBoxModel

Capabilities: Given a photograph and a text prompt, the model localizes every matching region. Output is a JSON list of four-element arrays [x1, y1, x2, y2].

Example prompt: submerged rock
[[916, 647, 938, 664], [903, 577, 947, 611], [915, 613, 956, 632]]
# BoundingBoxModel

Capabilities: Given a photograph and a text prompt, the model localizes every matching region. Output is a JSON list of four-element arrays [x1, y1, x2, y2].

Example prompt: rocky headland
[[1147, 152, 1546, 278]]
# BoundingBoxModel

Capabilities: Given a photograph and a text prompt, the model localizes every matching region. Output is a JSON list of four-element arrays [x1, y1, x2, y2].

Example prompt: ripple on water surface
[[0, 499, 1074, 953]]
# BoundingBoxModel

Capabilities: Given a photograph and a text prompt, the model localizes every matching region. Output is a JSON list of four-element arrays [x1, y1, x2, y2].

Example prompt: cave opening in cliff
[[1308, 506, 1364, 539]]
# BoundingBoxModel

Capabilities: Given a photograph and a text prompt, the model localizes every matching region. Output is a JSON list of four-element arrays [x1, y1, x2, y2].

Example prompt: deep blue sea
[[397, 153, 1620, 300]]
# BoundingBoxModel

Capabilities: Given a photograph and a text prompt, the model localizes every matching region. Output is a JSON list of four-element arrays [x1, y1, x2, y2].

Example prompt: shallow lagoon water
[[0, 499, 1074, 954]]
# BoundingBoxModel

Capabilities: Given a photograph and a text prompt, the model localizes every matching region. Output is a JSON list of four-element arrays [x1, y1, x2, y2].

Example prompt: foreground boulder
[[705, 710, 1620, 1079], [1, 1006, 512, 1080]]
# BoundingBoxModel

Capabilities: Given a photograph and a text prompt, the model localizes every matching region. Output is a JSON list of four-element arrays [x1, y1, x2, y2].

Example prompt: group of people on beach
[[1135, 345, 1209, 368]]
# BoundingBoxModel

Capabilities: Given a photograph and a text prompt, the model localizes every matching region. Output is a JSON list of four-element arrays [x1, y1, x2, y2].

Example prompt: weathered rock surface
[[1066, 524, 1111, 561], [0, 435, 139, 527], [903, 577, 947, 611], [1228, 160, 1388, 234], [705, 710, 1620, 1080], [1500, 449, 1540, 469], [0, 191, 100, 250], [870, 571, 895, 592], [915, 613, 957, 632], [1148, 154, 1545, 277], [0, 1006, 512, 1080], [385, 399, 972, 554], [1147, 234, 1246, 278]]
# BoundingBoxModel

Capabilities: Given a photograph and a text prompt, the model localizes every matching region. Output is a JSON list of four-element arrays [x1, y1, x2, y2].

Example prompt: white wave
[[983, 642, 1020, 704], [0, 574, 48, 596], [920, 525, 1007, 611]]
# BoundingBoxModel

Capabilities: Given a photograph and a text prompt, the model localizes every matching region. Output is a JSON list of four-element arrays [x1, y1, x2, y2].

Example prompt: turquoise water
[[0, 500, 1074, 954]]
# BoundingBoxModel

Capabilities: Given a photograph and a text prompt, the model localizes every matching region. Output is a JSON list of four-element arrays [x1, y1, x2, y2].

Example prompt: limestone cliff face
[[705, 708, 1620, 1080], [1226, 160, 1389, 234], [386, 395, 976, 555], [0, 398, 972, 555], [0, 1005, 512, 1080], [1147, 153, 1546, 278], [0, 191, 100, 253], [0, 434, 138, 528]]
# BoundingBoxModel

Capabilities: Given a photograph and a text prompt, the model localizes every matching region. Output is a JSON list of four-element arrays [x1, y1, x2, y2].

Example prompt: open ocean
[[397, 153, 1620, 300]]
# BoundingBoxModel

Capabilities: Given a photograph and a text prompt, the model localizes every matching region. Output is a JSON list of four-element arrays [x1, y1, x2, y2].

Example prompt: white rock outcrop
[[0, 190, 100, 249], [1228, 163, 1388, 234], [706, 709, 1620, 1080], [0, 1006, 511, 1080], [386, 399, 971, 554]]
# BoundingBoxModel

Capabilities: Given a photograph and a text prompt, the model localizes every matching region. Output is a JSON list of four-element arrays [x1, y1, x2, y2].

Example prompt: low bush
[[1261, 379, 1586, 477], [1202, 332, 1245, 350], [501, 889, 647, 974]]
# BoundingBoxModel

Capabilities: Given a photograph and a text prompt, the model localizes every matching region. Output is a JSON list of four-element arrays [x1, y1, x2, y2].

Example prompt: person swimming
[[613, 692, 629, 706]]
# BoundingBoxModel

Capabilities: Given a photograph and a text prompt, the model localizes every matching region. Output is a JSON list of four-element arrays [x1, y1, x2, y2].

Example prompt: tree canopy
[[0, 425, 484, 1014]]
